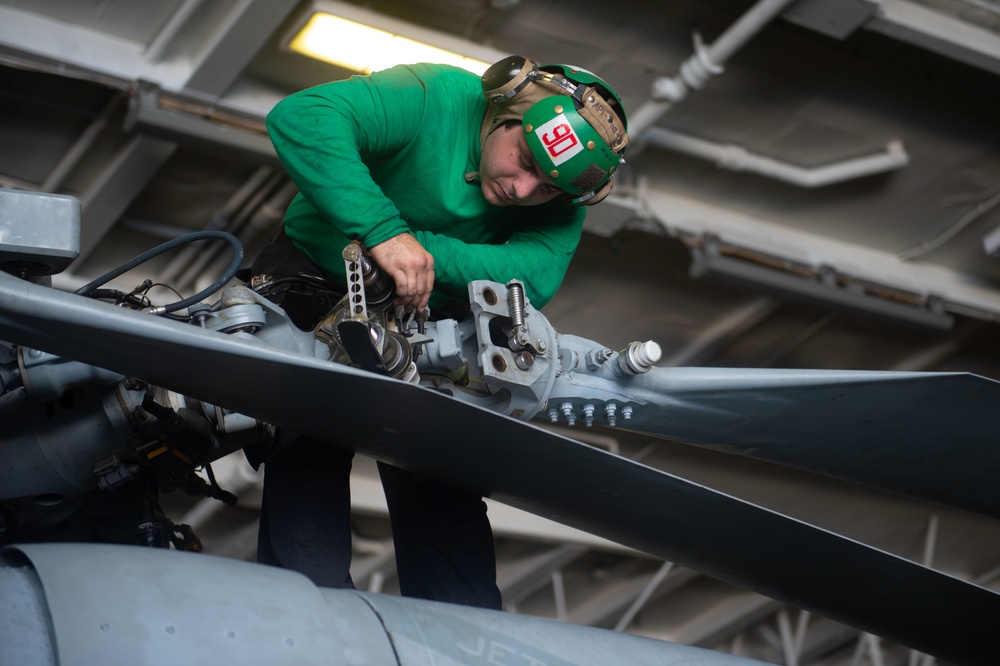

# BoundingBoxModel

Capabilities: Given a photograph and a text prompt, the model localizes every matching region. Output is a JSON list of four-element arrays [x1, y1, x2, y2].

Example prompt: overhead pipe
[[629, 0, 800, 134], [634, 127, 909, 187]]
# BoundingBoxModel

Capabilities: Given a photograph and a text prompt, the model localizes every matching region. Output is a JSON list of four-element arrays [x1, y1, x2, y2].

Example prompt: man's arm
[[265, 69, 425, 246], [266, 67, 436, 308], [414, 206, 585, 309]]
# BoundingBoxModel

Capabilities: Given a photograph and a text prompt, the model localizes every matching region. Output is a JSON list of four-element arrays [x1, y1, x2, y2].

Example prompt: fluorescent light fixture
[[289, 12, 491, 75]]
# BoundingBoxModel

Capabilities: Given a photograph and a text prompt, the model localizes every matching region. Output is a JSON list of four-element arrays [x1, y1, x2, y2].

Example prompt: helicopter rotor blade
[[552, 365, 1000, 518], [1, 274, 998, 663]]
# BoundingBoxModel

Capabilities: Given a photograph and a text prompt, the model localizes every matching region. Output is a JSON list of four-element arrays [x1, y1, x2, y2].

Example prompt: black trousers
[[251, 229, 500, 609], [256, 431, 502, 610]]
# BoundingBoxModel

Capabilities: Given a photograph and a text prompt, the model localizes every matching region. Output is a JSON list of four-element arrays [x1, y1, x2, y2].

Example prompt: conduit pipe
[[629, 0, 800, 134], [635, 127, 909, 187]]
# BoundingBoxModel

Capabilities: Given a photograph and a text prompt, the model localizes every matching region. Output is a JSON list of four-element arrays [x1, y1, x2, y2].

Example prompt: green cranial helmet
[[481, 56, 629, 205]]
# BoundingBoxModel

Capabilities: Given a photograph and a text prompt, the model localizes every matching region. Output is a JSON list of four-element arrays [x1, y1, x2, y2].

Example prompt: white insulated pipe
[[629, 0, 800, 134], [637, 127, 909, 187]]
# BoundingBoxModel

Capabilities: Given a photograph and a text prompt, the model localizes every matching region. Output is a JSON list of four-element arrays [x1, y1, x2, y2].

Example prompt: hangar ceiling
[[2, 1, 1000, 664]]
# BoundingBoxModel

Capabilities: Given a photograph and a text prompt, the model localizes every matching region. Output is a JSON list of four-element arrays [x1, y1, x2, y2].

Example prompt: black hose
[[74, 231, 244, 315], [250, 273, 340, 295]]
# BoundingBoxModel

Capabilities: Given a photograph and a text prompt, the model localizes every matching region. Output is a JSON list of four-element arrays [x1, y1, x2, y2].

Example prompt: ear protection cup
[[574, 178, 614, 206], [481, 55, 538, 106]]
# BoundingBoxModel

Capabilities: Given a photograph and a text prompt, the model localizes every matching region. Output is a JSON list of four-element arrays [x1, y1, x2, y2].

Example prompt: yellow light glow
[[289, 13, 490, 75]]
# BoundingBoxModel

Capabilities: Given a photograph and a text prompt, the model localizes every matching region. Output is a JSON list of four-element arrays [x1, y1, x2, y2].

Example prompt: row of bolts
[[548, 402, 633, 428]]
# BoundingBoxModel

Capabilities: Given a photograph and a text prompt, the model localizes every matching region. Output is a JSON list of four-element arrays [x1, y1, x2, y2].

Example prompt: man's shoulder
[[395, 62, 481, 94], [380, 63, 485, 122]]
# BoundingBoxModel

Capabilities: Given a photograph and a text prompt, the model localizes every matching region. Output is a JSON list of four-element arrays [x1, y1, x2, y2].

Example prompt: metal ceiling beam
[[795, 618, 868, 664], [677, 595, 782, 648], [41, 95, 127, 193], [868, 0, 1000, 76], [568, 567, 700, 628], [632, 188, 1000, 326], [783, 0, 1000, 77], [182, 0, 300, 95], [76, 135, 179, 263], [0, 1, 299, 269], [689, 245, 956, 330], [613, 561, 676, 631], [662, 296, 780, 367], [350, 542, 397, 592], [124, 84, 278, 166], [497, 544, 589, 606], [0, 6, 187, 86], [755, 312, 836, 369], [890, 320, 988, 371]]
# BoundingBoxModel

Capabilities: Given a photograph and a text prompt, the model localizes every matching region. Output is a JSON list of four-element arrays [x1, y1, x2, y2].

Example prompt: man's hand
[[370, 233, 435, 311]]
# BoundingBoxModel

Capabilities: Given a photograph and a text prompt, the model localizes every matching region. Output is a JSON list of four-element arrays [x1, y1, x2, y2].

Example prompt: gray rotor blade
[[573, 366, 1000, 518], [0, 274, 998, 664]]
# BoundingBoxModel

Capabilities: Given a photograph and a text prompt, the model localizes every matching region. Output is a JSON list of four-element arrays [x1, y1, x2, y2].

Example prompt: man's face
[[479, 123, 563, 207]]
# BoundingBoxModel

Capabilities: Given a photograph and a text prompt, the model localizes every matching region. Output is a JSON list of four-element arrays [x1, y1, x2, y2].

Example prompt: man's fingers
[[394, 275, 433, 311]]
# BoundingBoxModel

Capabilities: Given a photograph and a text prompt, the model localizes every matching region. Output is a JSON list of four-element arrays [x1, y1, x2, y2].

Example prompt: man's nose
[[512, 174, 540, 201]]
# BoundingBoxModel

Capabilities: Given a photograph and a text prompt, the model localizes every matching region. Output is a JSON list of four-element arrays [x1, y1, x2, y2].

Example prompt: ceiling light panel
[[286, 0, 508, 75]]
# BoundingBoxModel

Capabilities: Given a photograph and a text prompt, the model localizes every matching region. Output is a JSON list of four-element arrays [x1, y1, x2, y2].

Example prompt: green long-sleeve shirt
[[266, 63, 585, 309]]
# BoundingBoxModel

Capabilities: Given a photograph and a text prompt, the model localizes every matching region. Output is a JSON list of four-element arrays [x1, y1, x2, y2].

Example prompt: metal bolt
[[560, 402, 576, 426], [582, 404, 595, 428], [548, 408, 559, 423], [586, 348, 613, 370], [622, 406, 633, 421], [605, 403, 617, 427]]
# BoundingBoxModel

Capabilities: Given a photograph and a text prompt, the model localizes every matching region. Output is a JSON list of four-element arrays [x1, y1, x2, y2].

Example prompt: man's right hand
[[369, 233, 435, 311]]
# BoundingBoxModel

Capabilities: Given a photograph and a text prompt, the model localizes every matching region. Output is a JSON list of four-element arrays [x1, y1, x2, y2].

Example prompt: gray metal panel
[[0, 543, 767, 666], [0, 552, 56, 666], [2, 543, 398, 666], [361, 591, 765, 665], [0, 188, 80, 275]]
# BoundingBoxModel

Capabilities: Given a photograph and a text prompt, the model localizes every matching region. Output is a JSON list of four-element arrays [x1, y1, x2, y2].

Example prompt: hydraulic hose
[[250, 273, 341, 294], [74, 231, 244, 315]]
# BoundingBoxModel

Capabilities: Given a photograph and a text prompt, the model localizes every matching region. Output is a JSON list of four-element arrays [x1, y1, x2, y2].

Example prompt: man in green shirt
[[252, 55, 628, 609]]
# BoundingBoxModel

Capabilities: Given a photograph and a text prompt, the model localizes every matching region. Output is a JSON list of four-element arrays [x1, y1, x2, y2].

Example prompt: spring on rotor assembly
[[507, 281, 526, 330]]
